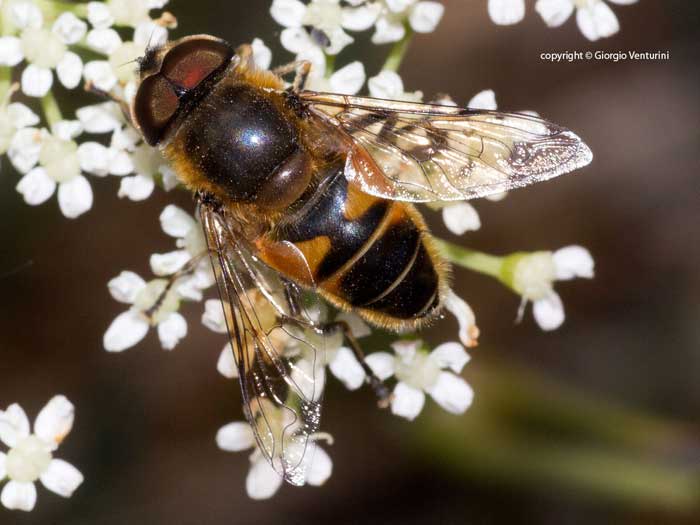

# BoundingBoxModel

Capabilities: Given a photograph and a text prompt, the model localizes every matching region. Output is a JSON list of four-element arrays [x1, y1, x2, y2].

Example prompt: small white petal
[[83, 60, 118, 92], [430, 342, 470, 374], [442, 202, 481, 235], [109, 149, 135, 176], [76, 103, 123, 133], [10, 2, 43, 29], [576, 2, 619, 41], [532, 292, 565, 331], [0, 453, 5, 479], [365, 352, 395, 381], [368, 70, 404, 99], [202, 299, 227, 333], [325, 27, 354, 55], [77, 142, 110, 176], [391, 339, 420, 361], [443, 290, 479, 348], [341, 4, 381, 31], [174, 275, 203, 302], [409, 1, 445, 33], [488, 0, 526, 25], [535, 0, 575, 27], [251, 38, 272, 70], [270, 0, 307, 28], [16, 168, 56, 205], [386, 0, 414, 12], [51, 120, 83, 141], [608, 0, 637, 4], [1, 481, 36, 512], [328, 347, 365, 390], [426, 372, 474, 414], [390, 382, 425, 421], [103, 310, 149, 352], [335, 312, 371, 338], [52, 12, 88, 44], [0, 404, 31, 447], [150, 250, 190, 276], [372, 16, 406, 44], [468, 89, 498, 110], [329, 61, 365, 95], [21, 64, 53, 98], [485, 191, 508, 202], [216, 422, 255, 452], [0, 36, 24, 66], [157, 312, 187, 351], [39, 459, 83, 497], [87, 1, 115, 28], [58, 175, 93, 218], [108, 271, 146, 303], [280, 27, 315, 54], [118, 174, 155, 201], [291, 358, 326, 402], [9, 127, 44, 173], [56, 51, 83, 89], [306, 446, 332, 486], [86, 28, 122, 55], [553, 245, 594, 280], [160, 165, 179, 190], [34, 396, 74, 449], [217, 343, 238, 379], [246, 457, 283, 500], [159, 204, 196, 238], [133, 21, 168, 48], [7, 103, 39, 128]]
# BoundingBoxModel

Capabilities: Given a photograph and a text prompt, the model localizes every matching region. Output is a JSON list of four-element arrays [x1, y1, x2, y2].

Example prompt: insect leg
[[84, 81, 133, 125], [324, 321, 392, 409], [272, 60, 312, 91]]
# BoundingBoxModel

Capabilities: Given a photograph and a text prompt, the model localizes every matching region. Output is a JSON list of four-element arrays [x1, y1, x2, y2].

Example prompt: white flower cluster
[[269, 0, 444, 95], [488, 0, 638, 41], [1, 0, 175, 218], [0, 397, 82, 512], [104, 205, 214, 353]]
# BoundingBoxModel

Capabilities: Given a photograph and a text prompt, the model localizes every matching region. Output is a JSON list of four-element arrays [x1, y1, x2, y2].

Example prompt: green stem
[[435, 238, 503, 279], [0, 67, 11, 102], [41, 91, 62, 128], [382, 24, 414, 72], [324, 53, 336, 79]]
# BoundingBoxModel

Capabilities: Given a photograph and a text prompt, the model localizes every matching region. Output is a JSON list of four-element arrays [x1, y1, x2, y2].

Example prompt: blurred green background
[[1, 1, 699, 523]]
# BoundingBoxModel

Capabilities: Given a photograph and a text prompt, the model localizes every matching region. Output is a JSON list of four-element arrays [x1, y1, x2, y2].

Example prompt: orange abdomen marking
[[257, 165, 444, 329]]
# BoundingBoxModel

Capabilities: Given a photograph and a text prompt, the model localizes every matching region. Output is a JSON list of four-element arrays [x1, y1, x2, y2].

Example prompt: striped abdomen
[[257, 166, 444, 329]]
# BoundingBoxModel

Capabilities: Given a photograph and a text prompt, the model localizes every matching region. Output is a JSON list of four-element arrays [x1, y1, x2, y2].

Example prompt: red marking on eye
[[180, 66, 210, 89]]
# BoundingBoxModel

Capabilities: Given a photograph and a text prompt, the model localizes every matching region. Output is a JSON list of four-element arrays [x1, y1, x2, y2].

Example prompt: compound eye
[[160, 38, 233, 91], [133, 74, 179, 146]]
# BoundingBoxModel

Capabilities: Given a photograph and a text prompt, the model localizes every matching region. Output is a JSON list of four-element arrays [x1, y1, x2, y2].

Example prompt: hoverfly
[[130, 34, 592, 487]]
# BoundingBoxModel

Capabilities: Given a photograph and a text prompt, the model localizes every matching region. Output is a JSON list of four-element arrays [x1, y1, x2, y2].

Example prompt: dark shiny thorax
[[178, 82, 300, 202]]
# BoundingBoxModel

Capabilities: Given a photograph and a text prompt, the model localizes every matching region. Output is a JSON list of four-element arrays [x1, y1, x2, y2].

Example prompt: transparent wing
[[200, 203, 329, 486], [301, 92, 593, 202]]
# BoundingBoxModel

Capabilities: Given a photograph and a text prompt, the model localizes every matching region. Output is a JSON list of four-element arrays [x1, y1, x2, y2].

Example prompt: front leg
[[272, 60, 312, 92]]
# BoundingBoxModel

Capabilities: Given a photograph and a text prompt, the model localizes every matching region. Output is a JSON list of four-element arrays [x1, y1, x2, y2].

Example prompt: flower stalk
[[382, 24, 414, 72], [0, 67, 11, 102], [436, 239, 504, 280], [40, 91, 62, 127]]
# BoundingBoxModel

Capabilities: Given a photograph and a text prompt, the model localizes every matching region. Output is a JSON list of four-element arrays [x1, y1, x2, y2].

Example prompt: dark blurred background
[[2, 1, 699, 523]]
